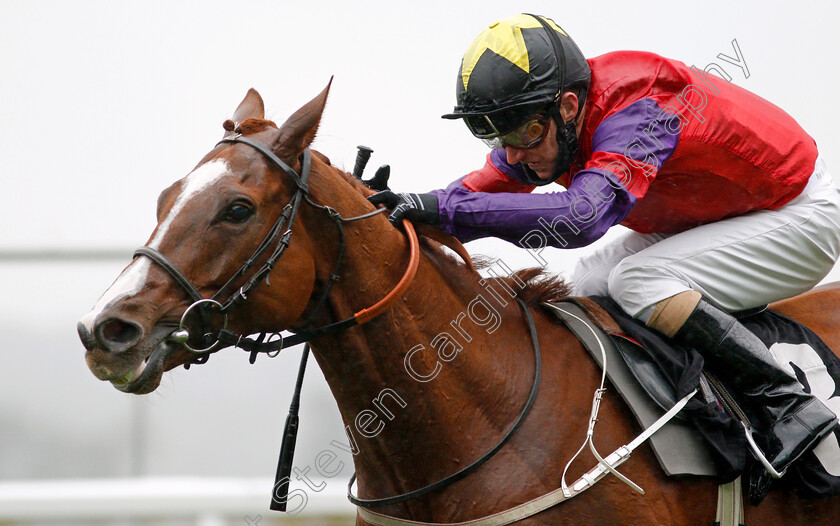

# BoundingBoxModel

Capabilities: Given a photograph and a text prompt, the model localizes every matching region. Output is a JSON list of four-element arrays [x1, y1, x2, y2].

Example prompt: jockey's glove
[[368, 191, 439, 227]]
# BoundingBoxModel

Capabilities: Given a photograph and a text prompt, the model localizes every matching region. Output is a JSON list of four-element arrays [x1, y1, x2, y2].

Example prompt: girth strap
[[356, 389, 698, 526], [715, 476, 746, 526]]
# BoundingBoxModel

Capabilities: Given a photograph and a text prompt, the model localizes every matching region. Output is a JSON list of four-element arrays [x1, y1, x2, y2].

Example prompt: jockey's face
[[504, 117, 560, 180], [503, 91, 582, 181]]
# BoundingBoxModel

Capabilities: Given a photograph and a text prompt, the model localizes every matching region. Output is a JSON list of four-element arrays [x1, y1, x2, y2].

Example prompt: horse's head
[[78, 84, 339, 394]]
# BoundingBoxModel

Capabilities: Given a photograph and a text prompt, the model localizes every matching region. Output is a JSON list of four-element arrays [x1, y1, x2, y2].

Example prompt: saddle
[[544, 296, 840, 500]]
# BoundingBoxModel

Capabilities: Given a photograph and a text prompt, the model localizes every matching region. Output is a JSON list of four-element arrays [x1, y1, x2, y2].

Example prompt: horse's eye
[[223, 203, 254, 223]]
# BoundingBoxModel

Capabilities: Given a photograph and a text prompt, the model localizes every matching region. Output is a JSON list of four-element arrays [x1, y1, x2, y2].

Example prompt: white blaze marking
[[149, 160, 231, 249], [80, 160, 231, 332], [80, 257, 152, 333]]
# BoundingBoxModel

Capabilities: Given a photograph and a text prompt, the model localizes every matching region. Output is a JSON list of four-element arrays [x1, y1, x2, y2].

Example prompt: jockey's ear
[[557, 91, 579, 125], [273, 77, 332, 163], [223, 88, 265, 138]]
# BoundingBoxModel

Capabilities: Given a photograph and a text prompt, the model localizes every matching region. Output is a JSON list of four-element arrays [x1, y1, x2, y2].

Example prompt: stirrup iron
[[741, 421, 786, 479]]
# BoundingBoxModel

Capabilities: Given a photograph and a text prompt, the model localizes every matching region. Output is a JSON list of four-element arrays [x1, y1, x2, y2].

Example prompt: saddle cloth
[[545, 296, 840, 498]]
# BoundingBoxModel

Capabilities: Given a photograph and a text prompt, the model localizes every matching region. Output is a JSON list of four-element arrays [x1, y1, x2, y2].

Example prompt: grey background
[[2, 0, 839, 519]]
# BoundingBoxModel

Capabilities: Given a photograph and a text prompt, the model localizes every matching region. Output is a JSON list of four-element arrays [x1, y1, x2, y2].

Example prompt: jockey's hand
[[368, 191, 439, 227], [362, 165, 391, 191]]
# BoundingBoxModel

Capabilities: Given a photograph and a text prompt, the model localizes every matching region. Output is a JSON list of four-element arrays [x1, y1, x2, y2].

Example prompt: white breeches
[[571, 157, 840, 319]]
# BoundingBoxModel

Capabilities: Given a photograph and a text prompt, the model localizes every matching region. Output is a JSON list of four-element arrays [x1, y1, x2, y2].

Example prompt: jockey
[[370, 13, 840, 497]]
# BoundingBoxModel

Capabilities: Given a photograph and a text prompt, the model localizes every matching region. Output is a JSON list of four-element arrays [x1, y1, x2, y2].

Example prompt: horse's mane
[[471, 255, 572, 306]]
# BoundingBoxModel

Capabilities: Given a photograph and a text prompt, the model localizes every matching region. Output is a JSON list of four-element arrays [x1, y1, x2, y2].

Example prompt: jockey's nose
[[85, 316, 144, 353], [504, 145, 527, 165]]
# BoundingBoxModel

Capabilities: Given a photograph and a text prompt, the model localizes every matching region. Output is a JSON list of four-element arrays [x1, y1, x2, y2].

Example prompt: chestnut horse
[[78, 84, 840, 525]]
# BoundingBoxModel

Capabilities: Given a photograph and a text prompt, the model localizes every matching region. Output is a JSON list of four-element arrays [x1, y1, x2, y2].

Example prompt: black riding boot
[[672, 299, 837, 498]]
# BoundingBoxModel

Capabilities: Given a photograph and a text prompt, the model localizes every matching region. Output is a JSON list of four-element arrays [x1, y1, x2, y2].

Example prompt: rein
[[134, 135, 555, 518], [348, 298, 542, 509], [133, 136, 420, 364]]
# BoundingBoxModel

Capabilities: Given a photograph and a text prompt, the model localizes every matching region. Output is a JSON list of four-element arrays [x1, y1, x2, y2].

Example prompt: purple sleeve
[[444, 176, 469, 191], [429, 169, 637, 248]]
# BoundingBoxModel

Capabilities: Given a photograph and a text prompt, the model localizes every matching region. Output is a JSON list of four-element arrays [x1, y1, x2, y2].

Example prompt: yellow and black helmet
[[442, 14, 590, 138]]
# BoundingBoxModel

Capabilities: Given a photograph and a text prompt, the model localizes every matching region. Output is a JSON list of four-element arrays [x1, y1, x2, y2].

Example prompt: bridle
[[131, 130, 548, 521], [133, 133, 546, 518], [134, 134, 420, 365]]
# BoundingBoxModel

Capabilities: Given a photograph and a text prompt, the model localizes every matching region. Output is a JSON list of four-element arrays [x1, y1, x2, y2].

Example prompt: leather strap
[[354, 301, 698, 525], [217, 136, 309, 193], [134, 246, 203, 302], [349, 298, 542, 508], [356, 389, 697, 526], [135, 137, 421, 360]]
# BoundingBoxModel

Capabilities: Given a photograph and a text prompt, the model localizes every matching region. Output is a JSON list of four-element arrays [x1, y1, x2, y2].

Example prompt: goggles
[[470, 113, 552, 150], [462, 101, 552, 148]]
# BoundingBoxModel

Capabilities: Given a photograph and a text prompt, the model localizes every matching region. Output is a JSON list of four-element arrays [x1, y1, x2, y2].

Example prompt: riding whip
[[352, 145, 391, 190], [352, 145, 374, 179], [270, 343, 310, 511]]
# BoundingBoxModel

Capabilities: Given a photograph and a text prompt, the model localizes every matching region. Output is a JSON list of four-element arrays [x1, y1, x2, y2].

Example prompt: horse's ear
[[223, 88, 265, 138], [273, 77, 332, 161]]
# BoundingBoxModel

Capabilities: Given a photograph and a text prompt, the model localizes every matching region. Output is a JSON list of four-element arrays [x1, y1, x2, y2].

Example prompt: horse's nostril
[[77, 322, 96, 351], [96, 318, 143, 353]]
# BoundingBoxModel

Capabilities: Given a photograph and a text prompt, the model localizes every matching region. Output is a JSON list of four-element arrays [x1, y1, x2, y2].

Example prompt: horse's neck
[[302, 186, 543, 502]]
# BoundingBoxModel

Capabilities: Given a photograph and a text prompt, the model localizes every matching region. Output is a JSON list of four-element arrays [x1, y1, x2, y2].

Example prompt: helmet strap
[[554, 90, 584, 173], [518, 14, 586, 187]]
